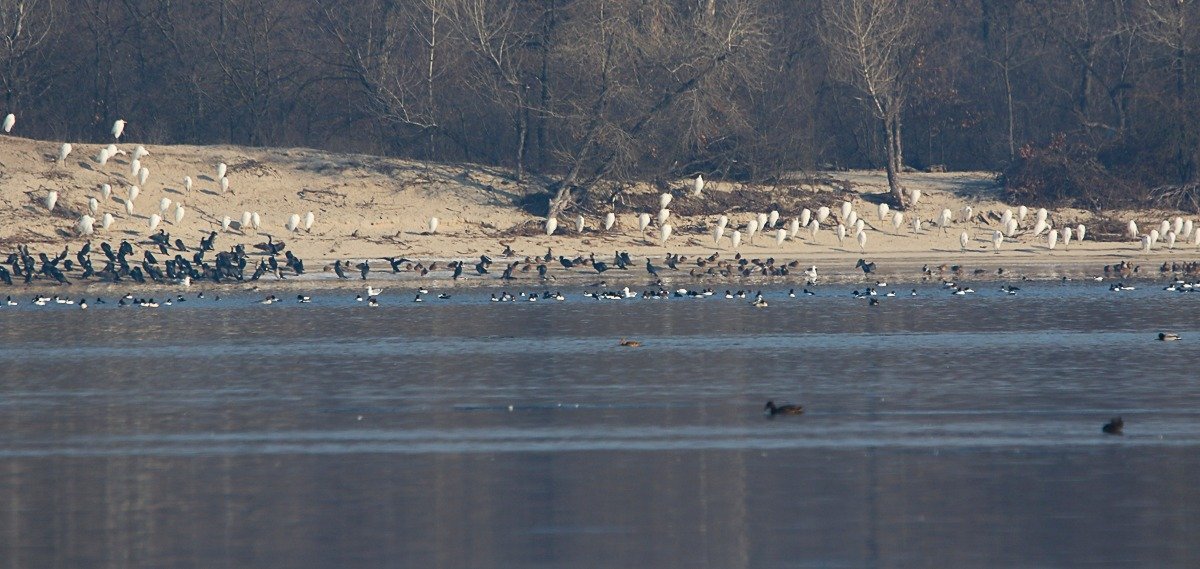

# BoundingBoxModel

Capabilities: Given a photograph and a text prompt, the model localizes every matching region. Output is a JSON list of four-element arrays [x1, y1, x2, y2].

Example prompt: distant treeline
[[3, 0, 1198, 207]]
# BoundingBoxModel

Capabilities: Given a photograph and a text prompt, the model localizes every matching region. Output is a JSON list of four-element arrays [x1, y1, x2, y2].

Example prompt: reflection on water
[[0, 283, 1198, 567]]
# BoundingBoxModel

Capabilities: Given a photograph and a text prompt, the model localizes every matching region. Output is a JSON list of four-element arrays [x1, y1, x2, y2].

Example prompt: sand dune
[[2, 134, 1196, 284]]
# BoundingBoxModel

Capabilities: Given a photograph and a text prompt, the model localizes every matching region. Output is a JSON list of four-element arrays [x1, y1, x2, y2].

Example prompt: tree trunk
[[884, 113, 906, 208]]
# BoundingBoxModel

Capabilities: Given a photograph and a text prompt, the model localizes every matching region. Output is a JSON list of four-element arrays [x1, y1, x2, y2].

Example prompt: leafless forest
[[2, 0, 1198, 208]]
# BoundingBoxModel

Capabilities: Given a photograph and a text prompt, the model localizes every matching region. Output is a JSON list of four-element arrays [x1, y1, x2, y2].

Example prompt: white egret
[[1032, 218, 1048, 236], [1141, 234, 1152, 253], [251, 211, 261, 230], [809, 219, 820, 239], [1017, 205, 1028, 222], [836, 223, 846, 246], [132, 145, 148, 161], [45, 190, 57, 211], [1128, 220, 1138, 240], [184, 176, 193, 193], [159, 197, 171, 214], [938, 208, 952, 232], [788, 218, 800, 239], [692, 174, 704, 196], [1077, 224, 1086, 242], [1167, 231, 1177, 249], [220, 177, 229, 193], [660, 193, 672, 209], [1005, 218, 1018, 237], [960, 230, 969, 252], [855, 218, 865, 235], [1194, 228, 1200, 246], [1183, 220, 1194, 241], [286, 213, 300, 233], [100, 213, 113, 230], [575, 215, 585, 233], [912, 216, 921, 233], [992, 230, 1004, 252], [77, 215, 95, 236], [222, 216, 232, 232], [846, 210, 858, 230], [1001, 209, 1013, 228], [878, 203, 890, 220], [1062, 227, 1072, 248], [604, 212, 615, 231], [304, 211, 315, 232], [840, 200, 852, 220], [713, 224, 725, 245], [717, 214, 729, 234], [768, 210, 779, 228], [428, 217, 439, 234], [2, 113, 13, 133], [638, 213, 651, 237], [660, 223, 672, 245], [892, 212, 904, 233], [1047, 229, 1058, 252], [816, 207, 830, 224], [775, 228, 786, 246], [128, 185, 139, 202], [97, 148, 110, 166], [731, 230, 742, 249], [106, 144, 119, 157], [962, 206, 973, 224], [101, 183, 111, 201], [57, 143, 71, 163], [112, 119, 125, 140], [1150, 229, 1160, 245], [1173, 217, 1184, 235], [910, 189, 922, 206], [217, 162, 227, 179], [129, 158, 140, 177], [757, 212, 769, 230], [747, 219, 759, 243], [173, 204, 185, 224], [545, 217, 558, 236], [124, 199, 134, 215], [1159, 220, 1171, 238], [856, 230, 867, 252], [241, 211, 253, 229], [149, 213, 161, 230], [138, 166, 149, 186], [88, 197, 98, 215], [800, 208, 812, 228], [657, 208, 670, 226]]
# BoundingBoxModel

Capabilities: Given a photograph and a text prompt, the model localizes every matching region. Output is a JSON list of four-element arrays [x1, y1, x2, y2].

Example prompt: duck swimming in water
[[764, 400, 804, 416], [1102, 417, 1124, 435], [619, 338, 641, 347], [1158, 332, 1181, 341]]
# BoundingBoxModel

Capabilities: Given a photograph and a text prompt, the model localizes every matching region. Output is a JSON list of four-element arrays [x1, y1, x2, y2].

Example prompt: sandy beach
[[3, 135, 1197, 288]]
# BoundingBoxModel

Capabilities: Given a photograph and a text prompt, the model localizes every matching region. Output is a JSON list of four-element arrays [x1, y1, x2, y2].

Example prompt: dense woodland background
[[2, 0, 1199, 210]]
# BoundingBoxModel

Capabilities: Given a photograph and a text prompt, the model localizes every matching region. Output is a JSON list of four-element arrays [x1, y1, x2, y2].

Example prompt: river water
[[0, 281, 1198, 567]]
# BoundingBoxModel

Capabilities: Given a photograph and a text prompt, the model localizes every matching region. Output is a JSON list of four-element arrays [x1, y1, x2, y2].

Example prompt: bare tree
[[0, 0, 55, 112], [819, 0, 920, 208]]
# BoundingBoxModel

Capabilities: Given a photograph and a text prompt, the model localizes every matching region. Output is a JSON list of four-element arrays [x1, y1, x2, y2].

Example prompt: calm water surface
[[0, 282, 1198, 567]]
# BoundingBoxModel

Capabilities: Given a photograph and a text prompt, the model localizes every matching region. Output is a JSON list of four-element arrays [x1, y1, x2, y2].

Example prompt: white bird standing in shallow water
[[112, 119, 126, 140], [45, 190, 57, 211]]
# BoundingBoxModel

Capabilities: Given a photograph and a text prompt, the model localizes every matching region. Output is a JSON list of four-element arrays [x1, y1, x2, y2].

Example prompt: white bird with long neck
[[856, 230, 867, 252], [88, 197, 98, 215], [746, 219, 759, 244], [428, 217, 439, 233], [45, 190, 57, 211], [129, 158, 140, 177], [816, 207, 830, 224], [184, 176, 193, 193], [878, 203, 890, 220], [149, 213, 161, 230], [138, 167, 149, 186], [660, 224, 672, 246], [731, 230, 742, 249], [846, 211, 858, 230], [800, 208, 812, 228], [575, 215, 585, 233], [217, 162, 227, 180], [638, 213, 651, 238], [57, 143, 72, 163], [159, 197, 171, 214], [173, 203, 185, 224], [836, 223, 846, 247], [604, 212, 615, 231], [992, 230, 1004, 252], [960, 230, 969, 252], [112, 119, 126, 140], [545, 217, 558, 236], [100, 213, 113, 230], [788, 217, 800, 239], [251, 211, 261, 230], [692, 174, 704, 196], [1128, 220, 1138, 240], [892, 212, 904, 233], [304, 211, 315, 232], [97, 148, 110, 166], [775, 228, 786, 246], [2, 113, 13, 133], [840, 201, 852, 220]]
